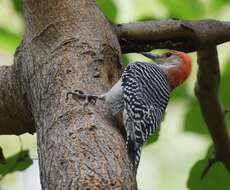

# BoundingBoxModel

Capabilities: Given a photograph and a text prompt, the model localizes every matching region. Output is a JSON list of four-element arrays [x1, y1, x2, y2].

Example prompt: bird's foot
[[66, 89, 98, 106]]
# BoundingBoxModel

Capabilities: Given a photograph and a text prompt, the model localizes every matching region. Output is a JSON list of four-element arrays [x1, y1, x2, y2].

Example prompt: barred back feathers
[[121, 62, 170, 171]]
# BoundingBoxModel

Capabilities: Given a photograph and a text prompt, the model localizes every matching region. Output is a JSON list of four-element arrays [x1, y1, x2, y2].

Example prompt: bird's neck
[[158, 64, 188, 90]]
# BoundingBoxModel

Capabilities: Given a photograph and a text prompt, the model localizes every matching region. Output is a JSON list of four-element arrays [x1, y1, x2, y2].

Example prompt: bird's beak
[[140, 52, 162, 60]]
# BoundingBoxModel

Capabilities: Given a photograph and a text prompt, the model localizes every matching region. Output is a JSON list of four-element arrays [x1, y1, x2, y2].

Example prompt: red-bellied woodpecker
[[67, 50, 192, 172]]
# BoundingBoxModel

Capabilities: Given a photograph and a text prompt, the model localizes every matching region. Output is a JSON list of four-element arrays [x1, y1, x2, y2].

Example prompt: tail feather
[[127, 143, 141, 174], [134, 148, 141, 172]]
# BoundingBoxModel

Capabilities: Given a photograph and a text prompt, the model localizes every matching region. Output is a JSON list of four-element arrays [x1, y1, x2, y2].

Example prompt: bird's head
[[142, 51, 192, 90]]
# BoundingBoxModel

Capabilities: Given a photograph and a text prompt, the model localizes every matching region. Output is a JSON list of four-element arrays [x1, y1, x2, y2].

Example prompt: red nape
[[169, 51, 192, 89], [176, 51, 192, 77]]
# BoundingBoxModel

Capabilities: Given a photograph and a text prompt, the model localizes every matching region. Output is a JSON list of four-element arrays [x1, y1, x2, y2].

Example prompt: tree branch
[[195, 47, 230, 174], [0, 64, 35, 135], [114, 19, 230, 53]]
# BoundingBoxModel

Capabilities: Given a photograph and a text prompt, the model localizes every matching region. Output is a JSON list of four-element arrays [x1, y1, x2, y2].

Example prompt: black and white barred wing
[[121, 62, 170, 169]]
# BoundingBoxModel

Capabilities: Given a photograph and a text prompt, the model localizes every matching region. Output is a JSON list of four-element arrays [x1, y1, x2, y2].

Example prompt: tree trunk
[[12, 0, 137, 189]]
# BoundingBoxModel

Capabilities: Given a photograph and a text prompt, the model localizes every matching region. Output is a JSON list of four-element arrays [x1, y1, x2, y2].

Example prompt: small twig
[[201, 156, 218, 179], [18, 136, 23, 152], [0, 146, 5, 164]]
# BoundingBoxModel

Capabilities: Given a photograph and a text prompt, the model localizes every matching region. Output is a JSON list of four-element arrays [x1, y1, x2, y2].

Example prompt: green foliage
[[184, 99, 209, 135], [160, 0, 204, 19], [96, 0, 117, 22], [210, 0, 230, 12], [187, 146, 230, 190], [12, 0, 23, 13], [122, 54, 130, 67], [0, 27, 21, 53], [0, 150, 33, 180], [220, 60, 230, 126], [170, 85, 190, 101]]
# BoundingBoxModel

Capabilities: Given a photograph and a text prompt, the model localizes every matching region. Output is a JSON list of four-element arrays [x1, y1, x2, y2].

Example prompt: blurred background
[[0, 0, 230, 189]]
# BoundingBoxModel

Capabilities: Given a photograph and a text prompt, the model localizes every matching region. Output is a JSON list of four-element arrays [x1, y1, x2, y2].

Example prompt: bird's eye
[[165, 52, 172, 57]]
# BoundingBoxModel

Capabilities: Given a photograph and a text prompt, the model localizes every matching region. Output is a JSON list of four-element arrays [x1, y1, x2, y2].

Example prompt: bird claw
[[66, 89, 98, 105]]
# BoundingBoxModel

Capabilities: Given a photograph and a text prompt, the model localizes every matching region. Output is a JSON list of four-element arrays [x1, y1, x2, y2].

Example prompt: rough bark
[[0, 0, 136, 189]]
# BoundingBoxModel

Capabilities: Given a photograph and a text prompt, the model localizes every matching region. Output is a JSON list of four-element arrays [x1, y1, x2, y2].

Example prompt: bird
[[66, 50, 192, 173]]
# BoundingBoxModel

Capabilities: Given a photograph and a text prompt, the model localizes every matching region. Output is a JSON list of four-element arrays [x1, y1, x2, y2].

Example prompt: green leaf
[[170, 84, 190, 101], [209, 0, 230, 12], [187, 146, 230, 190], [12, 0, 23, 13], [160, 0, 204, 19], [0, 27, 22, 53], [96, 0, 117, 22], [184, 99, 209, 135], [122, 54, 130, 67], [220, 59, 230, 127], [0, 150, 33, 179]]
